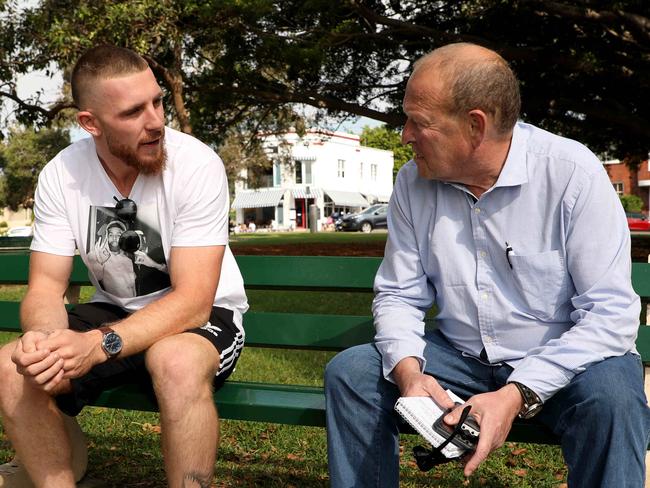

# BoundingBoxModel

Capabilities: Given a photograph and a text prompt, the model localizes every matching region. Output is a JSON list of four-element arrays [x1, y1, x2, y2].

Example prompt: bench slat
[[244, 312, 374, 349], [235, 255, 381, 290], [2, 253, 649, 296], [91, 381, 561, 444], [633, 263, 650, 297], [92, 381, 327, 427]]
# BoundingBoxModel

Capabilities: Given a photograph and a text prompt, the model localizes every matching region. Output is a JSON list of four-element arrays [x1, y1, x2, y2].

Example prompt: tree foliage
[[0, 0, 648, 163], [360, 125, 412, 178], [0, 127, 69, 210]]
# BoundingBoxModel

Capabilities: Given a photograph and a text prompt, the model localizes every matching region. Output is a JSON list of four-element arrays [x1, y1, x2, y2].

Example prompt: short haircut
[[106, 220, 127, 233], [71, 45, 149, 109], [414, 43, 521, 134]]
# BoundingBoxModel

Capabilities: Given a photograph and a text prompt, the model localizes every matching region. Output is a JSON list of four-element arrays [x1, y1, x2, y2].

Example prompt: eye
[[124, 107, 142, 117]]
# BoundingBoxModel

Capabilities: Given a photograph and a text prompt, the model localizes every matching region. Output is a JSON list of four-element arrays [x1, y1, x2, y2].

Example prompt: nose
[[145, 103, 164, 132]]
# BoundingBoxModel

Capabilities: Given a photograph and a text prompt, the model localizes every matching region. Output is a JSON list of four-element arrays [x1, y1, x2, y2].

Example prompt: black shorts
[[55, 302, 244, 416]]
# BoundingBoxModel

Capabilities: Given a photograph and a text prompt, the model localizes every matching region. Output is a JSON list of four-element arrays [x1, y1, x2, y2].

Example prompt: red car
[[626, 212, 650, 231]]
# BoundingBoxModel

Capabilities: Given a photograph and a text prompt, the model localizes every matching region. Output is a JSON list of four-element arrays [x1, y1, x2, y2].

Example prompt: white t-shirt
[[31, 127, 248, 330]]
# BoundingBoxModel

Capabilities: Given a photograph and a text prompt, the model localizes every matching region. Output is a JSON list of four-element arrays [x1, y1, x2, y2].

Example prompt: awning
[[324, 189, 369, 207], [291, 187, 323, 199], [231, 189, 284, 209], [293, 154, 317, 162]]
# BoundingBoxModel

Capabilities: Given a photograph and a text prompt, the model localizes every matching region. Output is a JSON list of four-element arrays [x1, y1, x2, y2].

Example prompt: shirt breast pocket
[[509, 250, 570, 321]]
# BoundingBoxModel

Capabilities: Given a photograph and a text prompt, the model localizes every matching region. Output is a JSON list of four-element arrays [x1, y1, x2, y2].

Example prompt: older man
[[325, 42, 650, 487], [0, 45, 247, 488]]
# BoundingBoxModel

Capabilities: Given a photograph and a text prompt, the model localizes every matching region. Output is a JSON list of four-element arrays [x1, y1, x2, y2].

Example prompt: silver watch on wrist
[[99, 326, 123, 360], [509, 381, 543, 419]]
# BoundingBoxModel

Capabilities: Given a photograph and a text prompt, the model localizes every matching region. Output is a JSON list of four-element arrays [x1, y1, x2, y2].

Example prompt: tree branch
[[522, 0, 650, 45], [0, 89, 74, 122], [144, 54, 193, 134]]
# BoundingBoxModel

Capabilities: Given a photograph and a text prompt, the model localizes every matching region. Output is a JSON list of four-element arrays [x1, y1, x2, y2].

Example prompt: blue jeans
[[325, 330, 650, 487]]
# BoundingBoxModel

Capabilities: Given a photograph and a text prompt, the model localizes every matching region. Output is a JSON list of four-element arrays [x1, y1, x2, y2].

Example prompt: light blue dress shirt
[[373, 122, 640, 402]]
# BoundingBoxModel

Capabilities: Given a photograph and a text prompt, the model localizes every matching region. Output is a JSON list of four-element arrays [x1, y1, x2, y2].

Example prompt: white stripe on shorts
[[215, 330, 245, 379]]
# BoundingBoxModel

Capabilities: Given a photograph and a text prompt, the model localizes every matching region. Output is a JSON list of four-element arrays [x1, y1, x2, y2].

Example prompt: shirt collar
[[492, 122, 529, 188]]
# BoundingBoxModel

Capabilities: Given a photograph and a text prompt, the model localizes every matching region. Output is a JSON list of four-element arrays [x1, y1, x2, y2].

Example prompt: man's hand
[[133, 250, 166, 271], [443, 384, 523, 477], [37, 329, 105, 380], [392, 357, 456, 410], [11, 330, 65, 393]]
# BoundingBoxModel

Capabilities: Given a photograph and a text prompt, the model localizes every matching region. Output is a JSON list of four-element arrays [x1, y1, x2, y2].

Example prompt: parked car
[[6, 226, 33, 237], [626, 212, 650, 231], [337, 204, 388, 233]]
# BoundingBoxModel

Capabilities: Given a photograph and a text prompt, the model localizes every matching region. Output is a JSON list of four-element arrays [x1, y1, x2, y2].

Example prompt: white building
[[231, 128, 394, 231]]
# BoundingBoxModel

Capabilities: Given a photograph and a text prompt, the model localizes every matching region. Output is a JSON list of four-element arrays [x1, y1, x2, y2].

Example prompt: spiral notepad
[[394, 390, 466, 459]]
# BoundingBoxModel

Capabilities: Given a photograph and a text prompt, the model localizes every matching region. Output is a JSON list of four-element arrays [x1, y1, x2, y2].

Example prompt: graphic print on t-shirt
[[85, 204, 170, 298]]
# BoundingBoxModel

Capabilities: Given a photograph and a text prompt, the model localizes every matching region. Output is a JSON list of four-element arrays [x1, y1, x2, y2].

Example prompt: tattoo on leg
[[182, 471, 212, 488]]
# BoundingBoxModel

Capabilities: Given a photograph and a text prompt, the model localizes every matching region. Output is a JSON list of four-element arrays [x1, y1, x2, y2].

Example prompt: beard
[[105, 130, 167, 175]]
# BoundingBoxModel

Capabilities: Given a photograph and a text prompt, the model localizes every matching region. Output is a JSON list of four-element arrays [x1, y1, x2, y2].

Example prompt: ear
[[467, 110, 487, 148], [76, 110, 102, 137]]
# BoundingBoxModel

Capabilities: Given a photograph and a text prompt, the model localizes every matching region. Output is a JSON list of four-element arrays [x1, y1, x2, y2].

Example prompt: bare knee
[[145, 336, 218, 409], [0, 342, 21, 400]]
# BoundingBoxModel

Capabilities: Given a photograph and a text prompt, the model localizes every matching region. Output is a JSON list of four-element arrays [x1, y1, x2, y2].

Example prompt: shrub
[[620, 194, 644, 213]]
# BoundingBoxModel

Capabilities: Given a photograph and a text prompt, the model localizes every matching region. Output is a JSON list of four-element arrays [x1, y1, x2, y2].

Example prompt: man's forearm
[[108, 288, 214, 358], [392, 356, 423, 391], [20, 289, 69, 332]]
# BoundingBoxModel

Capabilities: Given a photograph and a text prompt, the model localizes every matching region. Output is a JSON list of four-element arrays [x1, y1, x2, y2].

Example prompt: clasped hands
[[397, 369, 522, 477], [11, 329, 104, 394]]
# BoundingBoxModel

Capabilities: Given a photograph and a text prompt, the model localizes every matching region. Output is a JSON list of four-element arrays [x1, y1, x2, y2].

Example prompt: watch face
[[103, 332, 123, 356], [520, 402, 543, 419]]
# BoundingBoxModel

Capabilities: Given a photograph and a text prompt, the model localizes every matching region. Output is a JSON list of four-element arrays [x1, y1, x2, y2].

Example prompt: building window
[[277, 202, 284, 225], [613, 182, 624, 195], [295, 161, 303, 184], [273, 163, 281, 187], [359, 162, 364, 180], [371, 163, 378, 181], [294, 161, 312, 185], [338, 159, 345, 178]]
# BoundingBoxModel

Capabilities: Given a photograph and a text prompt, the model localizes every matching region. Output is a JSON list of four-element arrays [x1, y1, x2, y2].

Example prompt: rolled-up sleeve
[[373, 164, 435, 381], [508, 165, 640, 401]]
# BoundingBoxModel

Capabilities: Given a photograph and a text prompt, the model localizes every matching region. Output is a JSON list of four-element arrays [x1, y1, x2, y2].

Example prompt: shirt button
[[480, 251, 487, 258], [484, 336, 494, 344], [481, 293, 489, 301], [474, 208, 481, 214]]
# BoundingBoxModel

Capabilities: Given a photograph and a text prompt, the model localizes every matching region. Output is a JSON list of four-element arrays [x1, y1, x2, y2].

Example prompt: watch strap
[[509, 381, 543, 418]]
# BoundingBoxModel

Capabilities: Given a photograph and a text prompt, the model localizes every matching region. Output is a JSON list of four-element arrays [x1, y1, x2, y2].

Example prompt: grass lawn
[[0, 254, 568, 486]]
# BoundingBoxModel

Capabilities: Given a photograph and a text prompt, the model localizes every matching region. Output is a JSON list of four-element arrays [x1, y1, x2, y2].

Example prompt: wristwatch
[[508, 381, 543, 419], [99, 326, 123, 360]]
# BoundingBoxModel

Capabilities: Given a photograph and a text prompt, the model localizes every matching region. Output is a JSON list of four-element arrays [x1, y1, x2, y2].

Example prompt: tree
[[217, 132, 273, 196], [0, 0, 648, 163], [360, 125, 412, 179], [0, 127, 69, 210]]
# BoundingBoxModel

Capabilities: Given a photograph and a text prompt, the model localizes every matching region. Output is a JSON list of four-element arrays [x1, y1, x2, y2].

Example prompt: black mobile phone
[[432, 405, 480, 452]]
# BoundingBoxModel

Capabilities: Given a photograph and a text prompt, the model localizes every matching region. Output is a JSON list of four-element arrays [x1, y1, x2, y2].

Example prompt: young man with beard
[[0, 45, 247, 488]]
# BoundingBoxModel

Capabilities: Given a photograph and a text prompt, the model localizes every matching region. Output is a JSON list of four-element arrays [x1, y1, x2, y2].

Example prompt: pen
[[505, 242, 513, 269]]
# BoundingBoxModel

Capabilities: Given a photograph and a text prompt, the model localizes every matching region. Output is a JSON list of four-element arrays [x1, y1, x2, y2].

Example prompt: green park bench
[[1, 253, 650, 452]]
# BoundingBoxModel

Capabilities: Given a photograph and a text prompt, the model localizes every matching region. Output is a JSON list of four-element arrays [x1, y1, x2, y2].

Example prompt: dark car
[[337, 204, 388, 233], [626, 212, 650, 231]]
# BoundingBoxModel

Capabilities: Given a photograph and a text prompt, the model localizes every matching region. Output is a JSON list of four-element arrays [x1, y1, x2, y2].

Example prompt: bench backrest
[[1, 253, 649, 361]]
